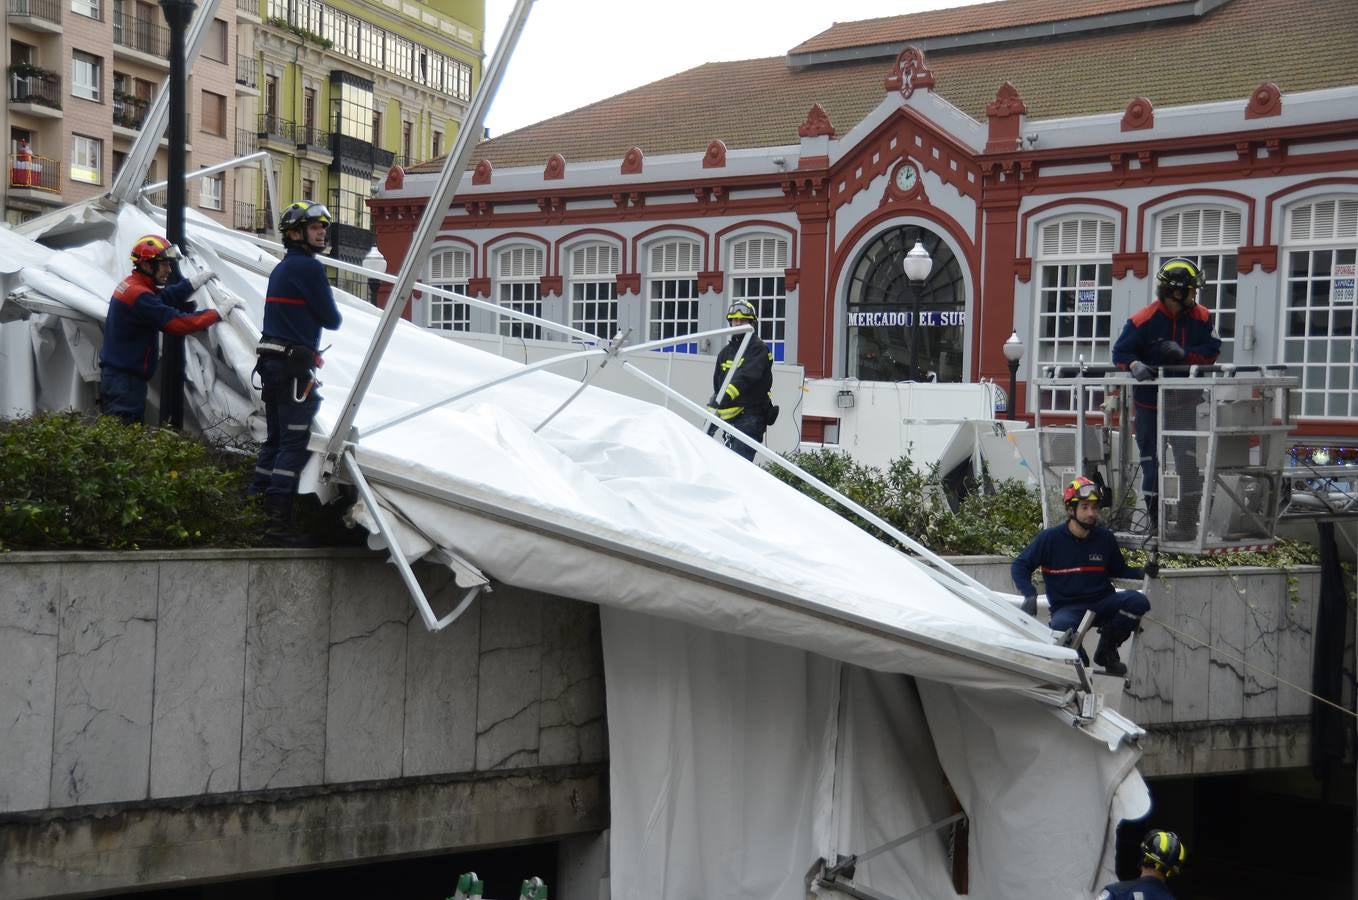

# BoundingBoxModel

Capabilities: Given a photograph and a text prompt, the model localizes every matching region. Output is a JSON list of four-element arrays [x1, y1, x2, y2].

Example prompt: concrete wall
[[0, 550, 607, 899], [948, 557, 1326, 777]]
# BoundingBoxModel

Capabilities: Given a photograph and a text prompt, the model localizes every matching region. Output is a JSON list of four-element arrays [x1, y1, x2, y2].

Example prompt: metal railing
[[113, 93, 150, 129], [295, 124, 330, 151], [256, 113, 293, 142], [233, 200, 256, 231], [6, 0, 61, 23], [234, 127, 257, 155], [329, 132, 395, 171], [8, 70, 62, 108], [113, 12, 169, 57], [235, 54, 256, 89], [328, 220, 375, 261], [8, 152, 61, 193]]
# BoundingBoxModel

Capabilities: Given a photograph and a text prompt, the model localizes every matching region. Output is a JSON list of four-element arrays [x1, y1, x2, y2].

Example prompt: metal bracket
[[809, 811, 966, 899]]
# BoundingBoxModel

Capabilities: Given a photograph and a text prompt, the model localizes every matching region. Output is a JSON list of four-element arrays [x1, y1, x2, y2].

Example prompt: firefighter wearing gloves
[[1097, 830, 1186, 900], [98, 234, 223, 425], [1011, 477, 1154, 676], [252, 201, 342, 541], [708, 299, 775, 461], [1112, 257, 1221, 537]]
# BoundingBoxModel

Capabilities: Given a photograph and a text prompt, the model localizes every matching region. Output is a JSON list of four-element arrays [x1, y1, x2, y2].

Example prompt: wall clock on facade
[[897, 162, 921, 191]]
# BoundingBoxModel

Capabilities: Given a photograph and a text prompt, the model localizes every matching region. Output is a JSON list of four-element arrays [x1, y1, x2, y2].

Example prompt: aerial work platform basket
[[1032, 364, 1297, 554]]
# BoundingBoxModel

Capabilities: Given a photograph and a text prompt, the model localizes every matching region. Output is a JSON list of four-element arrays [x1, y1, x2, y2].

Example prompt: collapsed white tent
[[0, 197, 1149, 898]]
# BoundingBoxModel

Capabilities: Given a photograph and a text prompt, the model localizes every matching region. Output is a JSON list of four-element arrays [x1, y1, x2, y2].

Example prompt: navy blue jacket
[[1112, 300, 1221, 408], [99, 271, 220, 379], [1012, 522, 1143, 610], [263, 248, 342, 350], [712, 333, 774, 418], [1098, 875, 1175, 899]]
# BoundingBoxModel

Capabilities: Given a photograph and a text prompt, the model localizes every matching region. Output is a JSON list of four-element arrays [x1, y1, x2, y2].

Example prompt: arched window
[[1034, 216, 1116, 411], [427, 246, 471, 331], [1154, 207, 1242, 361], [845, 225, 965, 382], [494, 245, 544, 339], [568, 242, 620, 340], [728, 236, 789, 362], [645, 238, 701, 353], [1283, 196, 1358, 418]]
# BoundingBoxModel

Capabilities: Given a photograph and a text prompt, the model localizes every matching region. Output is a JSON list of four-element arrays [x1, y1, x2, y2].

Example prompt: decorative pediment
[[544, 153, 566, 180], [883, 46, 935, 99], [798, 103, 835, 138], [383, 165, 404, 190], [621, 146, 643, 175], [1245, 82, 1282, 119], [472, 159, 492, 185], [986, 82, 1028, 118], [703, 140, 727, 169]]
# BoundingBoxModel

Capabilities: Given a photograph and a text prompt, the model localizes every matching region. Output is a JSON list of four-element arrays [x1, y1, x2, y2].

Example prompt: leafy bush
[[0, 412, 265, 550], [767, 448, 1320, 568]]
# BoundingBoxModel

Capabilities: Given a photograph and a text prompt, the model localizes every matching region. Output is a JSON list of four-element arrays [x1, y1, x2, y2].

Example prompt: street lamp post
[[363, 244, 387, 307], [902, 240, 932, 381], [1002, 330, 1025, 420]]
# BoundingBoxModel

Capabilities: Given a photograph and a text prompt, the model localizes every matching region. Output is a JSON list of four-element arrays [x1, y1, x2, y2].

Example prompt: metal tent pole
[[320, 0, 537, 478]]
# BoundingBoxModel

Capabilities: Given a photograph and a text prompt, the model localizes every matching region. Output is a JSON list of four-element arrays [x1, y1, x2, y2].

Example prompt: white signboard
[[1335, 263, 1355, 304], [848, 310, 968, 327], [1076, 279, 1097, 312]]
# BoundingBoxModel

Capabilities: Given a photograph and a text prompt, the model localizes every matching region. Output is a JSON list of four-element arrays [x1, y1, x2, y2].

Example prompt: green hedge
[[0, 413, 264, 550]]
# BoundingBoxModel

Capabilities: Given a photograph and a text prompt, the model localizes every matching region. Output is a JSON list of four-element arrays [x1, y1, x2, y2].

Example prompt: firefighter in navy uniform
[[98, 234, 231, 425], [708, 299, 776, 461], [252, 201, 342, 541], [1098, 830, 1186, 900], [1113, 257, 1222, 538], [1011, 477, 1157, 676]]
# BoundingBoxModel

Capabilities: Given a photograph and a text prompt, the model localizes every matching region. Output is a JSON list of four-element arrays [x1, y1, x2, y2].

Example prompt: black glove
[[1130, 360, 1155, 382], [1144, 560, 1161, 579], [1153, 339, 1186, 364], [1020, 594, 1038, 617], [706, 422, 718, 437]]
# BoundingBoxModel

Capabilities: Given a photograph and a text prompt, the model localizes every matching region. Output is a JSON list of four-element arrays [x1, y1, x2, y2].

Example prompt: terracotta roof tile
[[413, 0, 1357, 174], [790, 0, 1189, 55]]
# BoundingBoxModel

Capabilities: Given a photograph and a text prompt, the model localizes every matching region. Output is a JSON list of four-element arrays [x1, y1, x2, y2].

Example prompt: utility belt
[[255, 339, 322, 402]]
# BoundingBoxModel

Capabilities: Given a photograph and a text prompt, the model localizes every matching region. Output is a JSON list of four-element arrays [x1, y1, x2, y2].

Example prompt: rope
[[1141, 610, 1357, 720]]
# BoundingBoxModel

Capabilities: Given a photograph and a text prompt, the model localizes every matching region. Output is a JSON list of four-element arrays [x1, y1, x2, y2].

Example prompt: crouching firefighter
[[252, 201, 342, 542], [706, 299, 778, 462], [1011, 477, 1158, 676]]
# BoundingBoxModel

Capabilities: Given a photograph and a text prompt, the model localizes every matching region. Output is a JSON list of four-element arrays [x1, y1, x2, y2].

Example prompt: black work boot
[[1093, 631, 1128, 677], [262, 493, 304, 547]]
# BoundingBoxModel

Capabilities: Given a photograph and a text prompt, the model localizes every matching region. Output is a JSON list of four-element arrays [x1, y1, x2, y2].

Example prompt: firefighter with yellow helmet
[[1098, 830, 1186, 899], [707, 299, 776, 461]]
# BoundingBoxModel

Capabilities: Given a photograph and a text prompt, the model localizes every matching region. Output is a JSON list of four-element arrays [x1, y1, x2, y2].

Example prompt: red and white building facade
[[370, 5, 1358, 442]]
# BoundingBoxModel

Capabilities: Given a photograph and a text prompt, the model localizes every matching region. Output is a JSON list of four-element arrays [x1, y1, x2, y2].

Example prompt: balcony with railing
[[328, 221, 376, 264], [234, 127, 257, 155], [8, 68, 62, 114], [8, 152, 62, 200], [113, 93, 150, 130], [113, 12, 169, 60], [235, 54, 256, 90], [7, 0, 62, 29], [256, 113, 293, 147], [295, 123, 331, 160], [329, 132, 396, 173], [233, 200, 256, 231]]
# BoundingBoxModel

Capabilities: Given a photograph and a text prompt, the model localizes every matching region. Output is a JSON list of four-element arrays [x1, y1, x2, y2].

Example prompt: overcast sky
[[480, 0, 967, 137]]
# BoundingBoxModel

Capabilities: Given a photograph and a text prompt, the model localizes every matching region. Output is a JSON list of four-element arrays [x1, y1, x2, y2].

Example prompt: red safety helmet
[[1062, 476, 1101, 507], [129, 234, 182, 266]]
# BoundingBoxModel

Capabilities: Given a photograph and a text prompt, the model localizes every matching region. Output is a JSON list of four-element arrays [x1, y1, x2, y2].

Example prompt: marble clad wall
[[0, 552, 607, 815]]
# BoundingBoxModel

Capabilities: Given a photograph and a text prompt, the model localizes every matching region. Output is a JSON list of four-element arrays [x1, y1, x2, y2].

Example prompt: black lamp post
[[902, 240, 932, 380], [156, 0, 196, 428], [1002, 330, 1025, 420]]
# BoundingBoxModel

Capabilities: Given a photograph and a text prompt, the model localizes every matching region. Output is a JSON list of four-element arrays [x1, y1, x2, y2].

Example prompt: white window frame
[[494, 244, 544, 339], [1033, 215, 1117, 412], [727, 234, 789, 362], [198, 173, 223, 210], [70, 0, 99, 18], [567, 241, 620, 341], [72, 52, 102, 102], [645, 238, 702, 354], [427, 246, 472, 331], [1153, 206, 1242, 362], [70, 134, 102, 184], [1281, 196, 1358, 419]]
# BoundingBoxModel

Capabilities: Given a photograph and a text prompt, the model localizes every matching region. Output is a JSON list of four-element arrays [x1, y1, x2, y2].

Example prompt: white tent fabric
[[0, 202, 1146, 898]]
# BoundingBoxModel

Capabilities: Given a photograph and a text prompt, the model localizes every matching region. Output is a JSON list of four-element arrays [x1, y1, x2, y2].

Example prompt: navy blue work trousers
[[252, 354, 320, 498]]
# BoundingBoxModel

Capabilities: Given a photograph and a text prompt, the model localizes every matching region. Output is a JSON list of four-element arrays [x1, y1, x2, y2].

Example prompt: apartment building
[[246, 0, 481, 293], [6, 0, 483, 289]]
